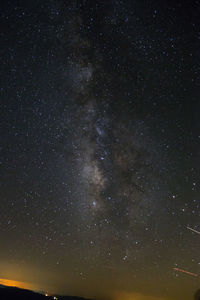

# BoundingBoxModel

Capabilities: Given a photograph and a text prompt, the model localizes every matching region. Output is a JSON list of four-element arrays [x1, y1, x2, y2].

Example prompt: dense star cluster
[[1, 1, 200, 300]]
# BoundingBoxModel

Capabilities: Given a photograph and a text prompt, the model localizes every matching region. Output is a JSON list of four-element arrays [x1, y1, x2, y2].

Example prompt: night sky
[[1, 1, 200, 299]]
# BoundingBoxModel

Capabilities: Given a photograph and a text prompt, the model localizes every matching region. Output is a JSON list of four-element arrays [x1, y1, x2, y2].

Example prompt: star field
[[1, 1, 200, 299]]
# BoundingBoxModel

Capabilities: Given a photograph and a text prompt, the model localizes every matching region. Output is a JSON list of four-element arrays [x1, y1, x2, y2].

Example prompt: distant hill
[[194, 289, 200, 300], [0, 284, 95, 300], [0, 285, 52, 299], [58, 297, 93, 300]]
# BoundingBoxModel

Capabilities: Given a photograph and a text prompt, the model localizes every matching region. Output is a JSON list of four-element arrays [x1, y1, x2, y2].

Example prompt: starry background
[[0, 0, 200, 299]]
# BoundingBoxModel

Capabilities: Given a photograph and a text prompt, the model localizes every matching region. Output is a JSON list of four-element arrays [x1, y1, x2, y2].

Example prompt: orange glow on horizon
[[0, 278, 37, 291], [113, 291, 171, 300]]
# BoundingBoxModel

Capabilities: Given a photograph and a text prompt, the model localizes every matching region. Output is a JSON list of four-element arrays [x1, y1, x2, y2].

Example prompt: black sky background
[[1, 1, 200, 299]]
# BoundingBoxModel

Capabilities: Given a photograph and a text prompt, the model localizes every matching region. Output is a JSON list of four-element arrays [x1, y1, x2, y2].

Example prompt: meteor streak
[[173, 267, 198, 278], [187, 226, 200, 235]]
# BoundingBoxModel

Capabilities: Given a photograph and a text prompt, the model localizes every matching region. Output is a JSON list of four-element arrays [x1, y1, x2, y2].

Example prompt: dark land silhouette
[[1, 284, 199, 300], [0, 285, 49, 299], [0, 284, 94, 300], [194, 289, 200, 300]]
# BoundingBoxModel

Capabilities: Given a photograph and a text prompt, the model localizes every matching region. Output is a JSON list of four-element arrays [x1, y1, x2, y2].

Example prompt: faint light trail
[[173, 267, 199, 277], [187, 226, 200, 235]]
